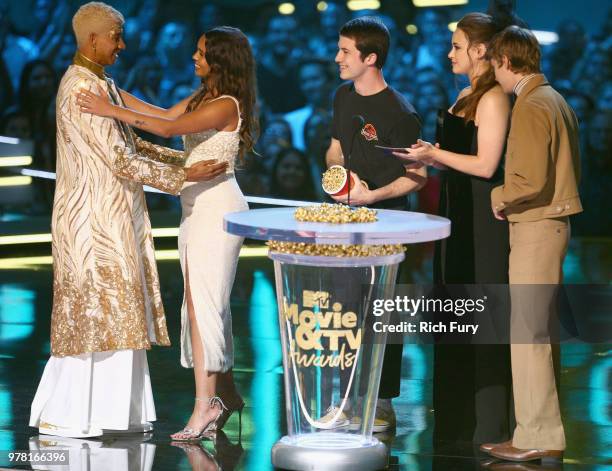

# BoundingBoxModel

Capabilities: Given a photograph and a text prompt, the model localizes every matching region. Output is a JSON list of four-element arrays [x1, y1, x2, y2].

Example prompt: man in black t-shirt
[[327, 18, 424, 210], [325, 16, 426, 432], [331, 83, 422, 208]]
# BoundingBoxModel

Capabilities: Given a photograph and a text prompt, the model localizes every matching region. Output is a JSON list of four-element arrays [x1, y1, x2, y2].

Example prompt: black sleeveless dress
[[433, 110, 514, 446], [434, 111, 509, 283]]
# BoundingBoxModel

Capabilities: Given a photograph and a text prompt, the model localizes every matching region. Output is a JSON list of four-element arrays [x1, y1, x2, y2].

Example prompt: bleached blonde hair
[[72, 2, 124, 48]]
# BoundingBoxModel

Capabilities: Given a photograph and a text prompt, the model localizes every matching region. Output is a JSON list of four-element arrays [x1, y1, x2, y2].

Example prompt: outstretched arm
[[78, 88, 237, 138], [119, 89, 195, 119], [65, 77, 227, 194]]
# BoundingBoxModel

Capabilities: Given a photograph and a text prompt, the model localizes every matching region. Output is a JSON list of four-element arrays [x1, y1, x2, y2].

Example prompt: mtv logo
[[303, 290, 330, 309]]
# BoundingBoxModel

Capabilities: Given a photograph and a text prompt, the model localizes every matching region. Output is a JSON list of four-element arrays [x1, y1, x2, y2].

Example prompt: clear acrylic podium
[[225, 208, 450, 471]]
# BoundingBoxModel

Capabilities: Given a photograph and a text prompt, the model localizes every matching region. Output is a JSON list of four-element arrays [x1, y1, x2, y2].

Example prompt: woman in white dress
[[78, 26, 258, 440]]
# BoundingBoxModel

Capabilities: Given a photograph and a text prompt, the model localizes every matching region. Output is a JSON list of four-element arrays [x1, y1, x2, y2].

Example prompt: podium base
[[271, 433, 388, 471]]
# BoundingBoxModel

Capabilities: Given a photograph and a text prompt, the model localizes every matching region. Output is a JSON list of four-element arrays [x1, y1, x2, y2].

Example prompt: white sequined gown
[[179, 95, 248, 372]]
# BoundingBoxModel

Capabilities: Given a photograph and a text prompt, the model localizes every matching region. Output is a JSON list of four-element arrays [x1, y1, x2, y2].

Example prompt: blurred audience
[[1, 2, 39, 90], [304, 110, 333, 198], [52, 33, 76, 76], [284, 58, 335, 151], [0, 1, 608, 231], [0, 55, 12, 111], [196, 3, 223, 34], [270, 147, 317, 201], [573, 110, 612, 237], [257, 117, 293, 172], [124, 56, 163, 104], [411, 9, 451, 73], [257, 14, 305, 113], [18, 60, 57, 171], [548, 20, 587, 82], [236, 152, 270, 197], [156, 21, 193, 107], [308, 1, 349, 59], [1, 109, 32, 139], [29, 0, 71, 61]]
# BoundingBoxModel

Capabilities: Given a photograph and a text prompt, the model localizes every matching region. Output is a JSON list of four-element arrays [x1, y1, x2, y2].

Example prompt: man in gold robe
[[29, 2, 224, 437]]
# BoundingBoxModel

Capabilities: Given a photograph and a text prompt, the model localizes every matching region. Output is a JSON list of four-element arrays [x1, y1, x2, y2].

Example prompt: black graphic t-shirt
[[331, 83, 421, 209]]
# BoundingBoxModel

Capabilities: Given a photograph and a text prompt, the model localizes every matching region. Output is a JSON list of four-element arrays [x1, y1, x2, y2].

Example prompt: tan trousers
[[509, 217, 568, 450]]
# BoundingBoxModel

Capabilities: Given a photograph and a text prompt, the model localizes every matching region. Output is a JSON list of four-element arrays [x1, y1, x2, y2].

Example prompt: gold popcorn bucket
[[322, 165, 355, 196]]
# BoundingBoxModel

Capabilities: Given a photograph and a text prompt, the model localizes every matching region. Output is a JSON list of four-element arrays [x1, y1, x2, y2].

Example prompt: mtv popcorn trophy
[[225, 204, 449, 470]]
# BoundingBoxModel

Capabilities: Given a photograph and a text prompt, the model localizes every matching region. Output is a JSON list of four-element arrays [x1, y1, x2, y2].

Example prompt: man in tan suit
[[481, 26, 582, 463]]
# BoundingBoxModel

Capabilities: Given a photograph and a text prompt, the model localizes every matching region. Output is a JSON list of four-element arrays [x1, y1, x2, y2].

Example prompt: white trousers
[[29, 349, 156, 432]]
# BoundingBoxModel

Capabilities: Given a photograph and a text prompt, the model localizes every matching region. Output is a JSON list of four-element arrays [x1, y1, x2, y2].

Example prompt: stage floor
[[0, 252, 609, 470]]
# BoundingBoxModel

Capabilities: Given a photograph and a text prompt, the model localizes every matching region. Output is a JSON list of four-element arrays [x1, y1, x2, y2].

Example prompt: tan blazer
[[491, 74, 582, 222]]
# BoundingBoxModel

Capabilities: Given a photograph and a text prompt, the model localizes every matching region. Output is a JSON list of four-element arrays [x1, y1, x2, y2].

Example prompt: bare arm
[[325, 138, 344, 167], [78, 89, 237, 138], [119, 89, 195, 119], [370, 168, 427, 202], [434, 91, 509, 177], [394, 89, 510, 179]]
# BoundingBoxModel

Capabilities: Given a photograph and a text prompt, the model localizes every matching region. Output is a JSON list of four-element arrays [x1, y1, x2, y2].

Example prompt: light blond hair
[[72, 2, 124, 48]]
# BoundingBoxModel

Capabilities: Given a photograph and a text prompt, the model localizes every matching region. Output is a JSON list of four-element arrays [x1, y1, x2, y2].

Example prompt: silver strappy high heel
[[170, 396, 228, 442]]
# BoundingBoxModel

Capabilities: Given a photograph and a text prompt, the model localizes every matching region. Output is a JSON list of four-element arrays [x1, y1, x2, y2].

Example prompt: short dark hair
[[339, 16, 390, 69], [488, 25, 541, 74]]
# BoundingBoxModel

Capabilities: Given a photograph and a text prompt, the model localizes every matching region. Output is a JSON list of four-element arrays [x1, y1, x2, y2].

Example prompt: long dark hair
[[452, 13, 499, 122], [453, 2, 524, 122], [187, 26, 259, 159]]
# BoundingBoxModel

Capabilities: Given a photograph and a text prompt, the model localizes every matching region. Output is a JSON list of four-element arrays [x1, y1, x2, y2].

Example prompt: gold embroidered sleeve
[[113, 145, 185, 195], [134, 135, 186, 167]]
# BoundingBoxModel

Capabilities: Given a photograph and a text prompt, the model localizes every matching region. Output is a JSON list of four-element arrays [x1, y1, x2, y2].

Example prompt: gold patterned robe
[[50, 55, 185, 357]]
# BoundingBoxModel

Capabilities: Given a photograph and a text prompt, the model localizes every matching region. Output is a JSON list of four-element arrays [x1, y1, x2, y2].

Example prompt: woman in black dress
[[395, 12, 514, 447]]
